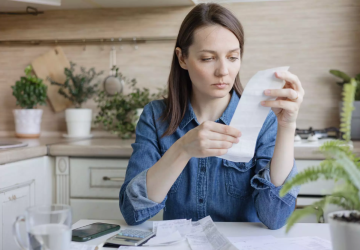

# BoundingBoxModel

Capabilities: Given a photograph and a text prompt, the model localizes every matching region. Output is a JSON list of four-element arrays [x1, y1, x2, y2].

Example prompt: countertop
[[72, 219, 331, 249], [0, 137, 359, 165], [0, 137, 83, 165]]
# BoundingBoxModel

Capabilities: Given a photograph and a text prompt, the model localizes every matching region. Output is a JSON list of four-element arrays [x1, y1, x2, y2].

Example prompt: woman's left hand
[[261, 71, 305, 129]]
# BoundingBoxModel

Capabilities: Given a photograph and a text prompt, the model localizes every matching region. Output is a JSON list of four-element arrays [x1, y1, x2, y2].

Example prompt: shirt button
[[201, 167, 206, 172], [199, 198, 204, 203]]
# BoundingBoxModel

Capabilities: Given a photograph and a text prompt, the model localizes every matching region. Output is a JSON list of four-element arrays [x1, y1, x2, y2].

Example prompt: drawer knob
[[103, 176, 125, 182]]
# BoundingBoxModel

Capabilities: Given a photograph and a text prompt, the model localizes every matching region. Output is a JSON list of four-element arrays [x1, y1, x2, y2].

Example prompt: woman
[[119, 3, 304, 230]]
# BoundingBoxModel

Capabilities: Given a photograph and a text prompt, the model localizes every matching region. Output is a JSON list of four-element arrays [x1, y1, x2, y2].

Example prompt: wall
[[0, 0, 359, 135]]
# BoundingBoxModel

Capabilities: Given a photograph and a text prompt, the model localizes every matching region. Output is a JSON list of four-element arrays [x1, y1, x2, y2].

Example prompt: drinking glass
[[13, 204, 72, 250]]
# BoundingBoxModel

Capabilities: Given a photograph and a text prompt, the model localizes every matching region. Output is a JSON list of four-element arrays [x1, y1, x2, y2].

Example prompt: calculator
[[104, 228, 155, 247]]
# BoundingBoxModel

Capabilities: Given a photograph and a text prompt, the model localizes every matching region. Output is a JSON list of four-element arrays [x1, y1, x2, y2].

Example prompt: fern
[[280, 78, 359, 232], [330, 191, 360, 210], [285, 200, 325, 233], [280, 160, 348, 196]]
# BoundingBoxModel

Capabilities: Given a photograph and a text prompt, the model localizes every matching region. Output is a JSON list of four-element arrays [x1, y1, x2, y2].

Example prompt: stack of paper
[[119, 217, 332, 250], [120, 216, 237, 250]]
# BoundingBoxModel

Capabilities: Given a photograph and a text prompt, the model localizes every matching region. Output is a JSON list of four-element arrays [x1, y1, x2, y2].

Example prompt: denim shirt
[[119, 90, 299, 229]]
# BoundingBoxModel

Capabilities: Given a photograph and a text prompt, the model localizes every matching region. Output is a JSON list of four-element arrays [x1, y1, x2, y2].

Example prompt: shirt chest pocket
[[223, 159, 256, 198]]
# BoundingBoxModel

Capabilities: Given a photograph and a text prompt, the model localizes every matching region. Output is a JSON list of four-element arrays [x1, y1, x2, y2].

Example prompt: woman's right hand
[[178, 121, 241, 158]]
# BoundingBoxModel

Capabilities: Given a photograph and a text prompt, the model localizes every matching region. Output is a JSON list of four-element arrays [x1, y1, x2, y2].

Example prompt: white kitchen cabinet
[[56, 157, 163, 223], [69, 157, 128, 223], [0, 156, 55, 250]]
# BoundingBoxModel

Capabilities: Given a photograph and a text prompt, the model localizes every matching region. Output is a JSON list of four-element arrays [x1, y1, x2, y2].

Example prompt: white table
[[72, 219, 331, 249]]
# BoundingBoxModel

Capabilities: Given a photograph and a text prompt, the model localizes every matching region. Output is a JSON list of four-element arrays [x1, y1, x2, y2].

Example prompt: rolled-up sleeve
[[250, 111, 300, 230], [119, 102, 166, 225]]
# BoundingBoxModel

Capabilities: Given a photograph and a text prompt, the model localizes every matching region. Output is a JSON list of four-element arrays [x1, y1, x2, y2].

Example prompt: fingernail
[[261, 101, 265, 105], [265, 89, 270, 95], [276, 71, 283, 76]]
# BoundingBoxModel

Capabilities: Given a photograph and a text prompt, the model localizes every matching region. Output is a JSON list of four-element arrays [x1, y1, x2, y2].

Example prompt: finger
[[207, 131, 240, 143], [202, 149, 228, 157], [264, 88, 300, 101], [202, 121, 241, 137], [275, 71, 303, 92], [205, 140, 234, 149], [261, 99, 299, 112]]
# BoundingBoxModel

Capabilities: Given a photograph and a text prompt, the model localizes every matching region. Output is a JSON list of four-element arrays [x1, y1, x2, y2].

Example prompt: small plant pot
[[65, 109, 92, 137], [13, 109, 43, 138], [328, 210, 360, 250], [339, 101, 360, 140]]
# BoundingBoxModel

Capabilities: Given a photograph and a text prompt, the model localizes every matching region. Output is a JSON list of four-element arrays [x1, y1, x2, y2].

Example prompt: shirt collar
[[179, 89, 240, 129]]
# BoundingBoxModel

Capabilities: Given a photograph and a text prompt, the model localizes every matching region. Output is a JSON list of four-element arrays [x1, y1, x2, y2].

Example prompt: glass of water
[[13, 204, 72, 250]]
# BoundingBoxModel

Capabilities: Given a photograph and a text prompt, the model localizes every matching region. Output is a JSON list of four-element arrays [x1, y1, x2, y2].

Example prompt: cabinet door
[[0, 157, 54, 250], [0, 180, 35, 250]]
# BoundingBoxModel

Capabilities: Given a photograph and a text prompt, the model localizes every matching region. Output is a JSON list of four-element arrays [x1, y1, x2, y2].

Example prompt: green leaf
[[285, 200, 325, 233], [331, 150, 360, 192], [330, 70, 351, 82]]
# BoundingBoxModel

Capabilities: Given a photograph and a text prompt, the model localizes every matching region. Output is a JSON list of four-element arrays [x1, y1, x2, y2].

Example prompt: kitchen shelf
[[0, 36, 177, 46]]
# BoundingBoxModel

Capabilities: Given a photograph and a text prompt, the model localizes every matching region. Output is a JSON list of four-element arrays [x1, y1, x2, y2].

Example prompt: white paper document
[[187, 216, 238, 250], [143, 219, 191, 246], [153, 218, 192, 237], [218, 66, 289, 162]]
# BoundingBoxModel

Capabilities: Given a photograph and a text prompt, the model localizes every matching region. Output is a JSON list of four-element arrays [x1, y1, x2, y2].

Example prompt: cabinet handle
[[103, 176, 125, 182], [8, 195, 17, 201]]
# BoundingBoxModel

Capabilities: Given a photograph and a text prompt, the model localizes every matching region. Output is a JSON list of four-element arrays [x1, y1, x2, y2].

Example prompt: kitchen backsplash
[[0, 0, 359, 134]]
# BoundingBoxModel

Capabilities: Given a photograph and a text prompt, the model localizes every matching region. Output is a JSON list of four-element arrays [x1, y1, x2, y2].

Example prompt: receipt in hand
[[217, 66, 290, 163]]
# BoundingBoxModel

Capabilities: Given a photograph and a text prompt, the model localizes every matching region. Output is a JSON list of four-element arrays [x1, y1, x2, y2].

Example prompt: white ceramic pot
[[65, 109, 92, 137], [13, 109, 43, 138], [328, 210, 360, 250]]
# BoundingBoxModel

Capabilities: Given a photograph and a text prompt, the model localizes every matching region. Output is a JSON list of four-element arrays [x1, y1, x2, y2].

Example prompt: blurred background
[[1, 0, 359, 135]]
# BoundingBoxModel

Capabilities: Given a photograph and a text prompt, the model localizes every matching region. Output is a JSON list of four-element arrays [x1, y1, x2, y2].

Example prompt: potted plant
[[11, 65, 47, 138], [95, 70, 166, 139], [49, 62, 103, 138], [330, 70, 360, 139], [280, 78, 359, 250]]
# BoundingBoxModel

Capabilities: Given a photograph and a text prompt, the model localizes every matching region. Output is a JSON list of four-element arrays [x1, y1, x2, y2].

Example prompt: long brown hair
[[161, 3, 245, 138]]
